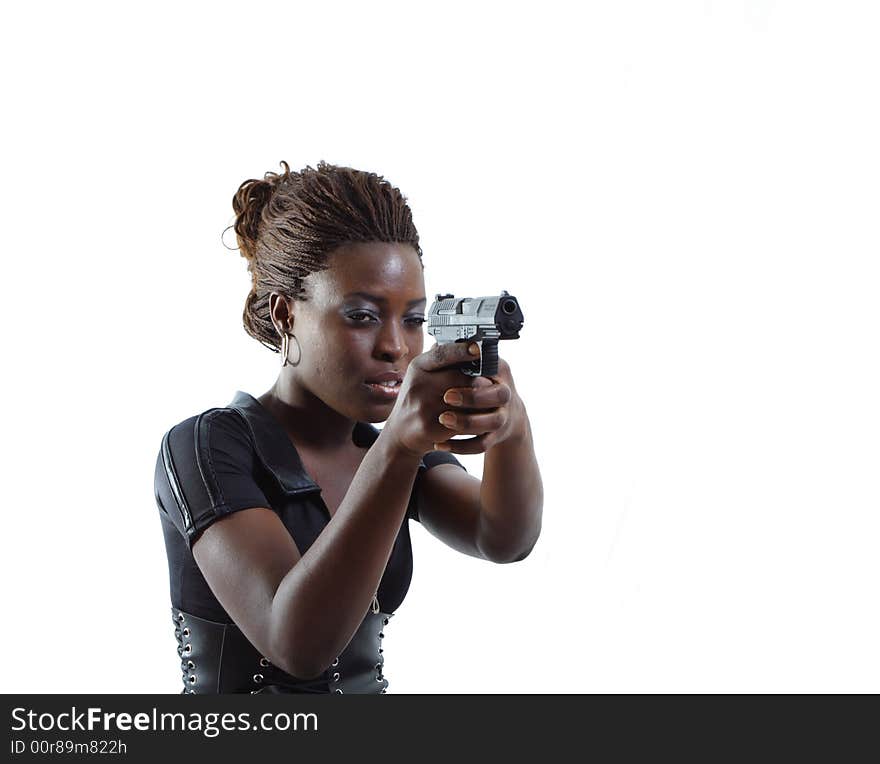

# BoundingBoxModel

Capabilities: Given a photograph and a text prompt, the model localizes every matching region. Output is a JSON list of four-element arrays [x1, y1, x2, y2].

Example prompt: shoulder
[[154, 405, 271, 551], [406, 449, 468, 523], [161, 405, 251, 445], [420, 450, 468, 473], [156, 406, 261, 498], [158, 406, 256, 471]]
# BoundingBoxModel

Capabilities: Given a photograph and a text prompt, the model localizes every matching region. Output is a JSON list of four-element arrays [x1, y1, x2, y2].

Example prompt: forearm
[[271, 431, 423, 678], [477, 403, 543, 563]]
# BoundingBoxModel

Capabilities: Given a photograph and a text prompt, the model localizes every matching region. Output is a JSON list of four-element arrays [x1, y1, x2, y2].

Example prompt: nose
[[373, 320, 407, 363]]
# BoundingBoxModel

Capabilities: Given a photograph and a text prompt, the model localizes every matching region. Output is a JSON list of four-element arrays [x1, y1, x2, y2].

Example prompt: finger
[[438, 409, 506, 435], [434, 433, 491, 455], [415, 340, 481, 372], [487, 356, 511, 379], [443, 382, 511, 409]]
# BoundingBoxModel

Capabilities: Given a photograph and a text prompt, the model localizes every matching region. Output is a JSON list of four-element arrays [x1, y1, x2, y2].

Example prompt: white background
[[2, 1, 877, 693]]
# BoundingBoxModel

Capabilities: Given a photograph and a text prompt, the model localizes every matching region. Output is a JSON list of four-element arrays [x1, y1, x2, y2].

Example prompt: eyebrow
[[343, 292, 426, 307]]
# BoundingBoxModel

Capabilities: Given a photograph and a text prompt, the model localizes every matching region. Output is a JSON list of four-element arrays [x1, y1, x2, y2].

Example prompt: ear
[[268, 292, 296, 333]]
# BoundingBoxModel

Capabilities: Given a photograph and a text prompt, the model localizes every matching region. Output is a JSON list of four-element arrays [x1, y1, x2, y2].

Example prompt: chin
[[357, 397, 396, 422], [362, 405, 394, 424]]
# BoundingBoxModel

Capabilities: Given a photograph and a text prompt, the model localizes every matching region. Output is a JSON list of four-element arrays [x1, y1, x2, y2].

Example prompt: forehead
[[311, 242, 424, 301]]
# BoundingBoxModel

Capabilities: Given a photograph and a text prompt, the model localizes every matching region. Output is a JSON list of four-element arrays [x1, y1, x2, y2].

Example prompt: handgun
[[426, 290, 524, 377]]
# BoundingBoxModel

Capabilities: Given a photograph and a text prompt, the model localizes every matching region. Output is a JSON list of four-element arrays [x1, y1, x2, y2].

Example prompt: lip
[[362, 381, 401, 400], [364, 371, 403, 384]]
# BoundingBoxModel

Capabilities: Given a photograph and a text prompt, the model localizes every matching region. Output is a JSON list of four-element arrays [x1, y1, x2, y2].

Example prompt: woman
[[154, 160, 543, 694]]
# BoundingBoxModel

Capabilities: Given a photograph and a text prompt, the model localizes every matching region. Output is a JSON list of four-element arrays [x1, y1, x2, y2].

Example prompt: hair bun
[[231, 161, 293, 259], [231, 178, 273, 260]]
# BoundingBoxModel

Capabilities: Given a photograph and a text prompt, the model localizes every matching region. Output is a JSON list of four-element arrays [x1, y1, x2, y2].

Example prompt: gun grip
[[480, 338, 499, 376]]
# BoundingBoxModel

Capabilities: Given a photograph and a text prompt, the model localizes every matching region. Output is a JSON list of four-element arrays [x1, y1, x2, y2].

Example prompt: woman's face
[[280, 241, 427, 423]]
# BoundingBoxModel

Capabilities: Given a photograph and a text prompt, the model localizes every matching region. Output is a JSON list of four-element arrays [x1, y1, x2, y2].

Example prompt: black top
[[154, 390, 466, 624]]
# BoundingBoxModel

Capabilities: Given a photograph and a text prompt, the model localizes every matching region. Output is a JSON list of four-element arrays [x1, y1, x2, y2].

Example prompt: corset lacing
[[172, 608, 389, 694], [173, 610, 196, 692], [172, 610, 332, 693]]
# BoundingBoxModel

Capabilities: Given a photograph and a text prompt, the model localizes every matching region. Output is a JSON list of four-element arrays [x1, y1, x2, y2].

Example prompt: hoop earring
[[280, 331, 302, 367]]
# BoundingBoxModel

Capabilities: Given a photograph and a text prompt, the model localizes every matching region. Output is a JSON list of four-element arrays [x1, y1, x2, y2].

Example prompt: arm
[[270, 431, 423, 676], [193, 430, 422, 680], [476, 395, 543, 562], [420, 358, 543, 564]]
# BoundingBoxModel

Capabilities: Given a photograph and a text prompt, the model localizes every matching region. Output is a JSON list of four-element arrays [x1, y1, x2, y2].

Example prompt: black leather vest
[[172, 607, 391, 694], [156, 391, 463, 695]]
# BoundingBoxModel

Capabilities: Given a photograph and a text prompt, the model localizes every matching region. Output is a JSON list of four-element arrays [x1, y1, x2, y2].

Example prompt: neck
[[257, 376, 357, 452]]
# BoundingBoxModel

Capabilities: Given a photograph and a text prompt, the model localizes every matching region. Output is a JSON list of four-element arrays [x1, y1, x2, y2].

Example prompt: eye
[[348, 311, 378, 323], [405, 316, 426, 326]]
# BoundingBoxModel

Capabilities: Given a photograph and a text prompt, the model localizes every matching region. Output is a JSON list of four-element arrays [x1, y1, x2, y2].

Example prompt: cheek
[[408, 333, 424, 360], [311, 334, 373, 379]]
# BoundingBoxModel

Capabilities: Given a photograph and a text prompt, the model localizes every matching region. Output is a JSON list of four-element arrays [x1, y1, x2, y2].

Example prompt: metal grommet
[[375, 662, 383, 671], [174, 628, 181, 638], [331, 657, 339, 667], [379, 632, 385, 639], [182, 627, 190, 637], [187, 660, 195, 670], [183, 644, 192, 655], [378, 648, 383, 654], [188, 675, 197, 684], [383, 618, 389, 625], [259, 657, 270, 667], [381, 689, 387, 694], [253, 674, 264, 684], [376, 675, 384, 682], [332, 672, 340, 681], [177, 613, 185, 623], [335, 688, 343, 694]]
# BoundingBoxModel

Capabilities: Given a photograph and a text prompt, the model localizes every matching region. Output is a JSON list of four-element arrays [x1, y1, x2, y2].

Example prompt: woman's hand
[[433, 356, 526, 454], [383, 341, 491, 458]]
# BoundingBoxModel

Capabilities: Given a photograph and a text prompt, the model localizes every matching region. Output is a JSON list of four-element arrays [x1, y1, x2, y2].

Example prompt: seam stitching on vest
[[193, 409, 228, 515], [207, 412, 226, 506], [161, 430, 192, 531]]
